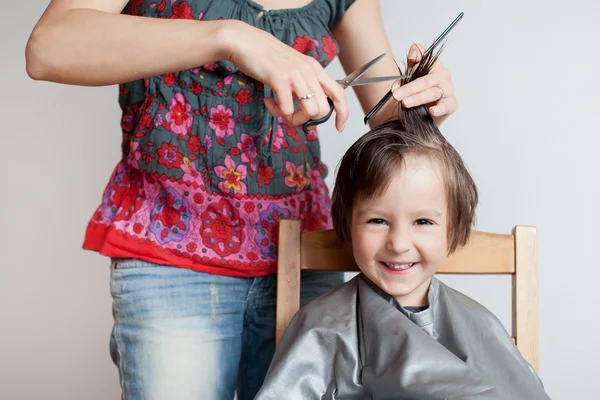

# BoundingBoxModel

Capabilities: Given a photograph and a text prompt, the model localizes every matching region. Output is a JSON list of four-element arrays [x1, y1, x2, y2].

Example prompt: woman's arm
[[25, 0, 241, 86], [331, 0, 458, 127], [25, 0, 348, 130]]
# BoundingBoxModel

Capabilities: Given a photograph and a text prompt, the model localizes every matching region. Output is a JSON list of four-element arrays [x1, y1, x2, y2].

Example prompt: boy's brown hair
[[330, 107, 478, 254]]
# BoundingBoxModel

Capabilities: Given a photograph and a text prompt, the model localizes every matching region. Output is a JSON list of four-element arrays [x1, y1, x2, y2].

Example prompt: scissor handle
[[302, 98, 335, 135]]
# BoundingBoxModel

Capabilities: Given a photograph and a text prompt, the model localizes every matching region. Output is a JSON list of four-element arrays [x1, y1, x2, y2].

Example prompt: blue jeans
[[109, 259, 343, 400]]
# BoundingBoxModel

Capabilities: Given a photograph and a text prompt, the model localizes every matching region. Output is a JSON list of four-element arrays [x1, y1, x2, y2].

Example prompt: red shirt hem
[[82, 222, 276, 278]]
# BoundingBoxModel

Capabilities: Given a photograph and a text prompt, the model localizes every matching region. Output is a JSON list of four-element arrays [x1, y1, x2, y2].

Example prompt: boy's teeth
[[385, 262, 414, 270]]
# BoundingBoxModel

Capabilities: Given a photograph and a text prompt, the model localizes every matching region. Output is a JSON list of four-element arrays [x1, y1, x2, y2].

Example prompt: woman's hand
[[227, 21, 348, 132], [390, 44, 458, 126]]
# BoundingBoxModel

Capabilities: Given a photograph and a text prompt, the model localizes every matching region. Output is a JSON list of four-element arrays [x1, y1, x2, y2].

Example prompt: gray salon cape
[[255, 274, 551, 399]]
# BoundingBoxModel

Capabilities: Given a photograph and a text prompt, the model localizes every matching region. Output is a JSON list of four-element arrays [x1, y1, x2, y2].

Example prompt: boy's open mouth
[[380, 261, 418, 271]]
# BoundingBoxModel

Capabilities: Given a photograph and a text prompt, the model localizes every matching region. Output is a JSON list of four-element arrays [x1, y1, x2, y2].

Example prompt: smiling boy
[[254, 114, 552, 399]]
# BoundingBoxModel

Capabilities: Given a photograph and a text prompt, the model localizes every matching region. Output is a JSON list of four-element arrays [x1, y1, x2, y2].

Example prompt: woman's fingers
[[407, 43, 425, 67], [234, 25, 347, 129], [429, 96, 458, 118], [270, 76, 295, 116], [264, 56, 348, 132], [318, 69, 348, 132], [392, 60, 454, 105], [302, 79, 330, 121], [291, 59, 348, 132], [388, 48, 458, 122], [264, 70, 320, 124], [263, 96, 283, 117], [402, 83, 452, 108], [392, 72, 438, 103]]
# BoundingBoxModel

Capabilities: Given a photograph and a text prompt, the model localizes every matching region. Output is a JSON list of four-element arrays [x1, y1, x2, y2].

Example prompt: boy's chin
[[379, 279, 433, 306], [368, 277, 417, 297]]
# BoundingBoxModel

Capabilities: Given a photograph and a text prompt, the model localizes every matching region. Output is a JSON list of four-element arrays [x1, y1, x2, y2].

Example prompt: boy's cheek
[[351, 234, 376, 264], [417, 231, 448, 257]]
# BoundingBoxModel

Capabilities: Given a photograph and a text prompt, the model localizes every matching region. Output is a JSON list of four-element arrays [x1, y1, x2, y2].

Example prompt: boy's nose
[[386, 227, 411, 254]]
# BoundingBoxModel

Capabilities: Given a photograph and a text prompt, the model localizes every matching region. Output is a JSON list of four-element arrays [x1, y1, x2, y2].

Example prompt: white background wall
[[1, 1, 598, 399]]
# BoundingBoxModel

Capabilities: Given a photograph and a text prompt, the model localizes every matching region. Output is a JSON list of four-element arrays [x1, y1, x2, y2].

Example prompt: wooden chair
[[276, 220, 539, 372]]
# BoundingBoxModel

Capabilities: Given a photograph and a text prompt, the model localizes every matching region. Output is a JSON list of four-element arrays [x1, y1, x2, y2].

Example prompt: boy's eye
[[415, 219, 433, 225], [367, 218, 387, 225]]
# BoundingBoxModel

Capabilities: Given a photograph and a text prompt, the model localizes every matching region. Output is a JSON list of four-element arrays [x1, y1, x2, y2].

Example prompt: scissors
[[302, 52, 411, 134]]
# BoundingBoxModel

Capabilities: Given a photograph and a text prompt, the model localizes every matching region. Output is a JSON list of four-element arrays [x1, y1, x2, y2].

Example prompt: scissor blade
[[339, 53, 387, 87], [342, 75, 412, 87]]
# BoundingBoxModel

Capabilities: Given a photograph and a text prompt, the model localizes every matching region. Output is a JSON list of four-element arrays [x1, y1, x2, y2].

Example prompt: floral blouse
[[83, 0, 357, 277]]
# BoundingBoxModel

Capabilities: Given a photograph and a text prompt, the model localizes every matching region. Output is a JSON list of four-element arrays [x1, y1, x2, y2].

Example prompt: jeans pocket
[[111, 258, 160, 270], [109, 259, 163, 302]]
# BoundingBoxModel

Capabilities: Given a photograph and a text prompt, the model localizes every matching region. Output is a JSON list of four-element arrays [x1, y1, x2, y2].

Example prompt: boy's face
[[350, 153, 448, 306]]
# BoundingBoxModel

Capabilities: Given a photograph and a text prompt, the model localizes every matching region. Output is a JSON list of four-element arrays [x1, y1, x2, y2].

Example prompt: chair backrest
[[276, 219, 539, 372]]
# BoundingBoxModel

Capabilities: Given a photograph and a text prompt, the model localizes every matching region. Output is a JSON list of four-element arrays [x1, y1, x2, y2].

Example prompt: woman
[[25, 0, 458, 399]]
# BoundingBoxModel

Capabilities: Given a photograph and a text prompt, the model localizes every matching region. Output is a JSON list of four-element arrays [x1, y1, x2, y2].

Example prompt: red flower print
[[293, 35, 316, 55], [200, 199, 246, 257], [262, 124, 286, 153], [187, 135, 201, 152], [157, 143, 183, 169], [234, 89, 250, 106], [101, 167, 146, 223], [93, 210, 102, 221], [158, 193, 183, 228], [209, 105, 235, 145], [247, 252, 258, 261], [303, 202, 329, 231], [257, 161, 273, 187], [113, 186, 139, 219], [186, 242, 197, 253], [237, 133, 258, 171], [284, 161, 309, 191], [254, 204, 291, 258], [203, 62, 218, 72], [244, 203, 255, 213], [209, 105, 235, 140], [162, 212, 185, 231], [191, 81, 202, 95], [280, 118, 300, 142], [149, 187, 190, 245], [193, 193, 204, 204], [306, 127, 318, 141], [127, 0, 144, 15], [139, 113, 152, 130], [133, 223, 143, 234], [171, 2, 193, 19], [122, 107, 134, 133], [164, 72, 176, 87], [113, 190, 141, 221], [261, 218, 279, 243], [141, 96, 153, 111], [214, 155, 248, 194], [141, 151, 155, 163], [322, 36, 337, 62], [181, 158, 201, 183], [166, 93, 193, 135]]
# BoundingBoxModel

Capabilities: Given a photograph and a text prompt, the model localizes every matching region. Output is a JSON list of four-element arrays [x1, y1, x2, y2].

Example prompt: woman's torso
[[83, 0, 354, 277]]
